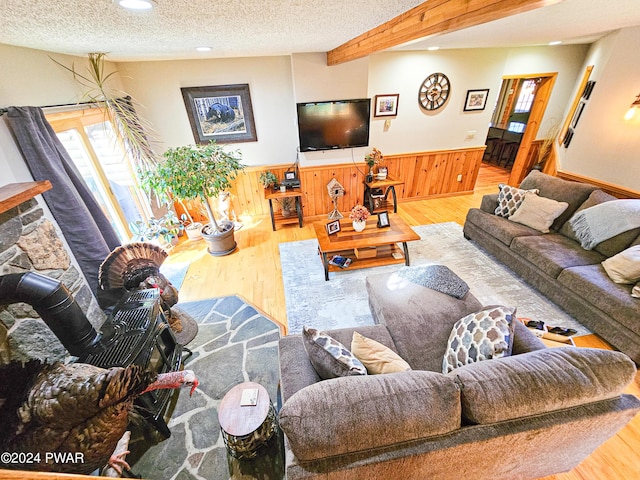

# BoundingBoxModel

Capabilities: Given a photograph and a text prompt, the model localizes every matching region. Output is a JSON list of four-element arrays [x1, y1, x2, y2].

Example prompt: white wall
[[0, 44, 122, 186], [557, 28, 640, 190], [117, 55, 300, 167]]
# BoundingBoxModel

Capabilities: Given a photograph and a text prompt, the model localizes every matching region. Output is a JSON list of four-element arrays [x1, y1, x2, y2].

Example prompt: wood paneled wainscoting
[[223, 146, 485, 220]]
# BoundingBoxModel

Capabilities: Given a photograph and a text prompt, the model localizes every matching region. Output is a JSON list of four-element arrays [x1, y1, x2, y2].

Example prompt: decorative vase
[[352, 220, 366, 232]]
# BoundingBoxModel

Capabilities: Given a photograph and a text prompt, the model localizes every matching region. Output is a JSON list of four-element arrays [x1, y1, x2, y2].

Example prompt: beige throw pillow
[[632, 282, 640, 298], [508, 192, 569, 233], [602, 245, 640, 284], [351, 331, 411, 374]]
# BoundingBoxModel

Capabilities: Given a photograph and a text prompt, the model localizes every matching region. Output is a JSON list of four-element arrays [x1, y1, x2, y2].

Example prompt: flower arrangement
[[349, 204, 370, 222], [364, 147, 384, 168]]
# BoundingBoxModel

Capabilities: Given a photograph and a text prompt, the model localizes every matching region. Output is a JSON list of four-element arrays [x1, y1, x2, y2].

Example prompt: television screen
[[296, 98, 371, 152]]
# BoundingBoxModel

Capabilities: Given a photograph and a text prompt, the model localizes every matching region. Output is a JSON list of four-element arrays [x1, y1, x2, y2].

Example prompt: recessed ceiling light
[[196, 46, 212, 52], [549, 40, 562, 46], [115, 0, 156, 11], [427, 46, 440, 51]]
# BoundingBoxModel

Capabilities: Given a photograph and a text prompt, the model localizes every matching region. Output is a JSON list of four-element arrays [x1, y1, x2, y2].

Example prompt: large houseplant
[[139, 141, 245, 256]]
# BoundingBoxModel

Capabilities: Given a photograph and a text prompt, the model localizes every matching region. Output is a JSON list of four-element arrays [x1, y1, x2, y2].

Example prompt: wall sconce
[[624, 94, 640, 120]]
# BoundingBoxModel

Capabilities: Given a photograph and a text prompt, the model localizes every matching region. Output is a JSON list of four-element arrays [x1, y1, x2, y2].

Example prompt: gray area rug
[[132, 296, 283, 480], [279, 222, 589, 336]]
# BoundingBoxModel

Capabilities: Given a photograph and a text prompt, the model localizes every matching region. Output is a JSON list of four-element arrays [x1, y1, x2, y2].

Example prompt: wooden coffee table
[[314, 213, 420, 281]]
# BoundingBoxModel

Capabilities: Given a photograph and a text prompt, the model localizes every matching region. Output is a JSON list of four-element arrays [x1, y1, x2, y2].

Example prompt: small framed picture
[[377, 211, 390, 228], [463, 89, 490, 111], [284, 171, 297, 181], [373, 94, 400, 117], [326, 220, 341, 235]]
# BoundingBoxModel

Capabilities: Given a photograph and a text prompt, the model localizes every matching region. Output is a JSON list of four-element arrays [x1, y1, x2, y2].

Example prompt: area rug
[[279, 222, 589, 336], [131, 295, 283, 480], [160, 261, 190, 290]]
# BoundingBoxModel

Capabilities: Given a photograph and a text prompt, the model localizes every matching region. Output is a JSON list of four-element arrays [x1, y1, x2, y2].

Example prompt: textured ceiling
[[1, 0, 640, 62]]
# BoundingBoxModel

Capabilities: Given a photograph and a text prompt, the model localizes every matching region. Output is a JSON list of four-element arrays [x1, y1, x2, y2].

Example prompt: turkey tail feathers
[[99, 243, 168, 290]]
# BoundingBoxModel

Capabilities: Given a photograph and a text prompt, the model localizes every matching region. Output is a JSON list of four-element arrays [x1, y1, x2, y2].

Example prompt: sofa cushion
[[351, 331, 411, 374], [508, 192, 569, 233], [278, 371, 461, 461], [560, 190, 640, 257], [602, 245, 640, 284], [494, 183, 540, 218], [366, 271, 484, 372], [519, 171, 599, 231], [448, 347, 636, 425], [633, 282, 640, 298], [465, 208, 543, 247], [558, 265, 638, 333], [442, 305, 516, 374], [511, 234, 606, 278], [302, 326, 367, 379]]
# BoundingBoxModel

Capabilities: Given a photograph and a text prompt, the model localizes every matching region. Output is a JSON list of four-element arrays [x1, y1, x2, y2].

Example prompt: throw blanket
[[396, 265, 470, 299], [569, 199, 640, 250]]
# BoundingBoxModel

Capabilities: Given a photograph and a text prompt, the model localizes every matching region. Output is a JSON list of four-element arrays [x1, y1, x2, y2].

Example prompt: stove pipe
[[0, 272, 100, 356]]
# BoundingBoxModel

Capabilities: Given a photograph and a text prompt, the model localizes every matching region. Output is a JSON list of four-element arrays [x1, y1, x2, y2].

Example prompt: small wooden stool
[[218, 382, 278, 459]]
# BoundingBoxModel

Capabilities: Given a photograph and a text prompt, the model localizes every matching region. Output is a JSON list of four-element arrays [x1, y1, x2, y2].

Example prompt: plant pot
[[185, 223, 203, 240], [352, 220, 366, 232], [201, 221, 237, 256]]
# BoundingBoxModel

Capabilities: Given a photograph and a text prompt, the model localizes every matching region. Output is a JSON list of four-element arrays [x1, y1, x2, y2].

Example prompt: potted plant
[[180, 213, 203, 241], [129, 212, 183, 247], [139, 141, 245, 256], [259, 170, 278, 189], [349, 204, 370, 232]]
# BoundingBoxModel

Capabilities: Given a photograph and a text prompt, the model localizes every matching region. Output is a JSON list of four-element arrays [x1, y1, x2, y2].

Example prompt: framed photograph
[[571, 101, 586, 128], [463, 89, 490, 111], [582, 81, 596, 100], [373, 94, 400, 117], [377, 211, 390, 228], [284, 171, 297, 181], [181, 84, 257, 144], [326, 220, 341, 235]]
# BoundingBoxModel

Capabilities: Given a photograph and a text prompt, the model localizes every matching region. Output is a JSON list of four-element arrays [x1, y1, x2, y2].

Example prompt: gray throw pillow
[[442, 305, 516, 374], [302, 326, 367, 379]]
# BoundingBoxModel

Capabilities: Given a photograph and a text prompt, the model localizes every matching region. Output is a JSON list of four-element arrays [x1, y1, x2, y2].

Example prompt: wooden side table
[[363, 175, 404, 214], [264, 187, 304, 231], [218, 382, 278, 459]]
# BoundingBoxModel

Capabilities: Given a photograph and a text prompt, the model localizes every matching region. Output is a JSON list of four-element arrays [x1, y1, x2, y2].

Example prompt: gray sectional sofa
[[277, 280, 639, 480], [463, 170, 640, 363]]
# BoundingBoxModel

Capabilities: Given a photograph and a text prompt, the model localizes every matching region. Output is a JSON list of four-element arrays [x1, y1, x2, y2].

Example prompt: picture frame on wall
[[326, 220, 341, 235], [373, 94, 400, 117], [463, 89, 490, 111], [181, 84, 257, 144]]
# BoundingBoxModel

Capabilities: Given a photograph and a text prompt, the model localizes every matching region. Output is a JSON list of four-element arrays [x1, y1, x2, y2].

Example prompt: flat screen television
[[296, 98, 371, 152]]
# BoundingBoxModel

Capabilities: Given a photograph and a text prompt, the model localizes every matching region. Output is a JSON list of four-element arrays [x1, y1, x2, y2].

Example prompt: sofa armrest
[[480, 193, 499, 213], [279, 335, 321, 403], [512, 319, 547, 353]]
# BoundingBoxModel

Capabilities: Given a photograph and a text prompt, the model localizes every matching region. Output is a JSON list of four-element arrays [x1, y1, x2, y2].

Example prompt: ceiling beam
[[327, 0, 563, 65]]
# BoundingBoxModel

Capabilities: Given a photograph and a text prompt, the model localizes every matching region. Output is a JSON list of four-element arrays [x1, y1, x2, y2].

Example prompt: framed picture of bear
[[181, 84, 257, 144]]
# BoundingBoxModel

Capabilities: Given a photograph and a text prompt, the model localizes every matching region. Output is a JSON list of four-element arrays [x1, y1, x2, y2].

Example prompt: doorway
[[483, 73, 557, 185]]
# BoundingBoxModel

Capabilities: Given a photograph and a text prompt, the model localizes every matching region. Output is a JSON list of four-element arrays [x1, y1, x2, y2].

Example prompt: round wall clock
[[419, 73, 451, 111]]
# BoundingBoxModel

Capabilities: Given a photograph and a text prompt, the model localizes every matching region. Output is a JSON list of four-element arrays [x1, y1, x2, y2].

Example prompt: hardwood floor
[[171, 163, 639, 480]]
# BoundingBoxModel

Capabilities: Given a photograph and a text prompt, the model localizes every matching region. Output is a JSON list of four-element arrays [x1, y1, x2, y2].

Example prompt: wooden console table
[[313, 213, 420, 281], [363, 175, 403, 213], [264, 187, 304, 231]]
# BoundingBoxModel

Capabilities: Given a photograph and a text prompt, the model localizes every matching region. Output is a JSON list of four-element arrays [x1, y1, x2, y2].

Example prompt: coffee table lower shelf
[[319, 243, 408, 281]]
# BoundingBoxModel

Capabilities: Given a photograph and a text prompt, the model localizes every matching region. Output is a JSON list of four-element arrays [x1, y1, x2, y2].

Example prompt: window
[[513, 79, 537, 113], [47, 108, 152, 243]]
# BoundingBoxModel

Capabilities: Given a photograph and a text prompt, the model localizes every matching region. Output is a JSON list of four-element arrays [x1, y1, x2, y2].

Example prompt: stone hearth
[[0, 196, 104, 362]]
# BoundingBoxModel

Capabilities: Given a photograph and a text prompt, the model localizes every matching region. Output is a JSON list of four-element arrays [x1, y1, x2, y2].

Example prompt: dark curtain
[[6, 106, 121, 294]]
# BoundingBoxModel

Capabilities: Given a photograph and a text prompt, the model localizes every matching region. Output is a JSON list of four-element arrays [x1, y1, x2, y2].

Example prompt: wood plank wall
[[197, 146, 485, 220]]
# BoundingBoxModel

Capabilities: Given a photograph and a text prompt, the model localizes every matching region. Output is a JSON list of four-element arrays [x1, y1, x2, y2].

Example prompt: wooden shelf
[[0, 180, 52, 214], [326, 244, 405, 274]]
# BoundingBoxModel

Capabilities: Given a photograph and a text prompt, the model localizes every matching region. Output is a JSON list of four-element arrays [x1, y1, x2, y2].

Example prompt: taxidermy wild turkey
[[0, 360, 198, 475], [98, 242, 182, 331]]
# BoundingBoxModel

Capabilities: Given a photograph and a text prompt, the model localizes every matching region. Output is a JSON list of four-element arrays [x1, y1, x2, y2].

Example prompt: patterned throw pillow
[[494, 183, 540, 218], [302, 326, 367, 379], [442, 306, 516, 374]]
